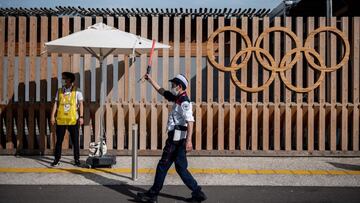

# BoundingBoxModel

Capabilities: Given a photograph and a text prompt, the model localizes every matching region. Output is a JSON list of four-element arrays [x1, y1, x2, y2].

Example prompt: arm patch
[[181, 101, 191, 111]]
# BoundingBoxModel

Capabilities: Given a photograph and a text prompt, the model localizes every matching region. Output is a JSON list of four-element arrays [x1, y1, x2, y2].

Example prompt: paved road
[[1, 185, 359, 203]]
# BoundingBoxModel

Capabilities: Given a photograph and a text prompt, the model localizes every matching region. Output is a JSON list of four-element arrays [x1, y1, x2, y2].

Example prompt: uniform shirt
[[164, 91, 195, 132], [55, 86, 84, 119]]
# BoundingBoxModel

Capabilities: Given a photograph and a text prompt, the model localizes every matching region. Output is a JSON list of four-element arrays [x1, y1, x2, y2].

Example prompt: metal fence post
[[132, 123, 138, 181]]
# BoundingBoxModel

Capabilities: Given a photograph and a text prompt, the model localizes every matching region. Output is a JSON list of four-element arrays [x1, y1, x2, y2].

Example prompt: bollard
[[132, 123, 138, 181]]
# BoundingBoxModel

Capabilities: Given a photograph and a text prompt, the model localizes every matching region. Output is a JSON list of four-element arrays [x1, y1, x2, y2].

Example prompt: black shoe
[[186, 190, 207, 202], [137, 191, 158, 203], [50, 160, 60, 167], [74, 160, 81, 167]]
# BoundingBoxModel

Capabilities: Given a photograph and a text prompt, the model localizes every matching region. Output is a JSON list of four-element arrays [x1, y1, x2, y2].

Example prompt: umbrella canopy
[[45, 22, 170, 152], [45, 22, 170, 56]]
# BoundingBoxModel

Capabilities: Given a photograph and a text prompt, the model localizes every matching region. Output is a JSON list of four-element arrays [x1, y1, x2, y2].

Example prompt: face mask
[[61, 79, 66, 86], [171, 87, 179, 96]]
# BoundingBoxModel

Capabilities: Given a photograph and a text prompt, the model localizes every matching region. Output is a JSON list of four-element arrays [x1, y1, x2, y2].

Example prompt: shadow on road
[[16, 155, 188, 202], [327, 162, 360, 171]]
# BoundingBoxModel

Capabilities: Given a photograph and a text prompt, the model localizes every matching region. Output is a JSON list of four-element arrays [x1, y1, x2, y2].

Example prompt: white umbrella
[[45, 22, 170, 157]]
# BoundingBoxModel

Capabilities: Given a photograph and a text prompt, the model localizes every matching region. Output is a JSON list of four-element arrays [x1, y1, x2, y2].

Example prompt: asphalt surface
[[0, 185, 359, 203]]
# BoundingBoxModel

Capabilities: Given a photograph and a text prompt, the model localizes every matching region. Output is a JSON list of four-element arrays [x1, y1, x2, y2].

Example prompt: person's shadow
[[78, 165, 188, 202], [17, 155, 187, 202]]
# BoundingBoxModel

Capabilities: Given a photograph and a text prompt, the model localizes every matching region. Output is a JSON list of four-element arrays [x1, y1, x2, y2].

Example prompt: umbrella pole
[[99, 56, 105, 157]]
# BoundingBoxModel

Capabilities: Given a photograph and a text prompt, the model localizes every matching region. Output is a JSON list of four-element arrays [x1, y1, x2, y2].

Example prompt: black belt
[[174, 125, 187, 131]]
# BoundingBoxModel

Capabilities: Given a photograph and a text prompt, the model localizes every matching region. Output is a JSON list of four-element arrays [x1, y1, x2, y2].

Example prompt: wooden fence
[[0, 15, 359, 156]]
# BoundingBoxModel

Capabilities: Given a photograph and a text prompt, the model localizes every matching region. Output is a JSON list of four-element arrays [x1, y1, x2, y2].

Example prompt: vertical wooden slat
[[7, 17, 15, 103], [61, 16, 70, 150], [106, 16, 114, 101], [139, 17, 147, 150], [94, 104, 101, 143], [139, 104, 146, 149], [0, 17, 4, 103], [5, 17, 15, 149], [18, 17, 26, 103], [353, 17, 360, 151], [274, 17, 281, 151], [83, 17, 92, 149], [40, 16, 48, 102], [117, 17, 126, 101], [251, 17, 259, 151], [174, 16, 180, 76], [307, 17, 315, 152], [140, 17, 148, 101], [74, 17, 82, 91], [106, 103, 113, 149], [28, 105, 35, 150], [114, 17, 128, 102], [29, 16, 37, 102], [84, 17, 92, 102], [51, 17, 59, 100], [17, 104, 24, 150], [341, 17, 348, 151], [83, 104, 91, 149], [150, 16, 159, 150], [206, 17, 214, 150], [330, 17, 337, 151], [240, 104, 247, 150], [93, 17, 103, 103], [217, 17, 225, 150], [6, 107, 14, 149], [195, 17, 202, 150], [50, 16, 58, 150], [72, 16, 81, 87], [129, 16, 136, 102], [50, 19, 58, 150], [17, 17, 26, 150], [13, 17, 20, 102], [61, 16, 70, 72], [40, 16, 48, 151], [318, 17, 326, 151], [117, 103, 125, 150], [240, 17, 248, 151], [151, 16, 159, 102], [295, 17, 304, 151], [127, 17, 137, 150], [185, 16, 192, 96], [284, 17, 292, 151], [262, 17, 270, 151], [229, 17, 236, 150], [128, 103, 135, 150], [161, 16, 169, 148], [39, 103, 46, 151], [28, 16, 37, 150]]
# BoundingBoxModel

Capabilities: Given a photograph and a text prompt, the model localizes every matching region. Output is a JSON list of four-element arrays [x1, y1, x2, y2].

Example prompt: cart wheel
[[87, 165, 92, 169]]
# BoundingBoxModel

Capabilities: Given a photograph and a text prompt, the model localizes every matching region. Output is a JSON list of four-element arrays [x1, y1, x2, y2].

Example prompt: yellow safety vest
[[56, 87, 77, 125]]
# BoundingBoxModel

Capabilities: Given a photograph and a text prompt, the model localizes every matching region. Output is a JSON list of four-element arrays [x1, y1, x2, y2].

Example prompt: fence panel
[[0, 16, 358, 155]]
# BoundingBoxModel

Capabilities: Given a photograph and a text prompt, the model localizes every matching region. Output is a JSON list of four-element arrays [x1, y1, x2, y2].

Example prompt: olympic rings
[[206, 26, 350, 93], [230, 47, 276, 92], [279, 48, 325, 93], [304, 26, 350, 72], [207, 26, 252, 72], [255, 27, 301, 72]]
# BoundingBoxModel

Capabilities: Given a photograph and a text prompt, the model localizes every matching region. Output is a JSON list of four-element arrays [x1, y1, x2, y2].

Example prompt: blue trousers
[[149, 131, 201, 195]]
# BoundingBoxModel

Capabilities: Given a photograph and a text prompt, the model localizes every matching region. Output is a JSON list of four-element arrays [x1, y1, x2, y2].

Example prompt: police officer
[[137, 74, 207, 203], [50, 72, 84, 167]]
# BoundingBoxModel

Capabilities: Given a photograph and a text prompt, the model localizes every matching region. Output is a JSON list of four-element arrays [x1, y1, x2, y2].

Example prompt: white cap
[[169, 74, 189, 89]]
